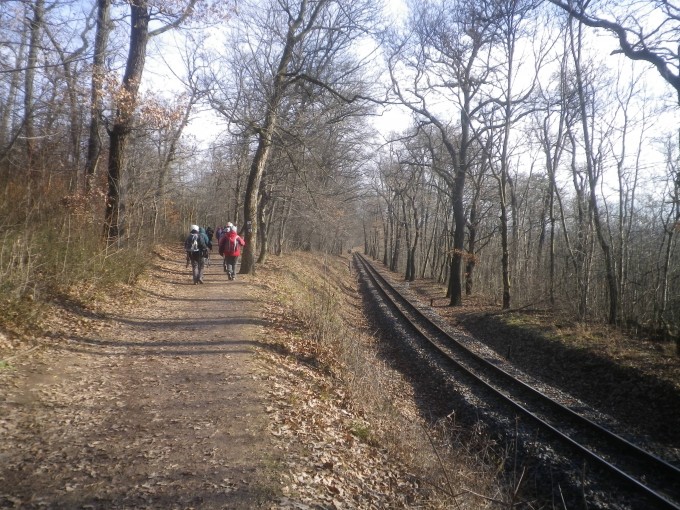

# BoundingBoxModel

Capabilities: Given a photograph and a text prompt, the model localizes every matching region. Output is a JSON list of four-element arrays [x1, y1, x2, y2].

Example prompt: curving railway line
[[354, 252, 680, 510]]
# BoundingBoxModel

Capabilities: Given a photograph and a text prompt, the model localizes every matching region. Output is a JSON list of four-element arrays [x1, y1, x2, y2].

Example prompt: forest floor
[[1, 247, 679, 509], [0, 247, 284, 509]]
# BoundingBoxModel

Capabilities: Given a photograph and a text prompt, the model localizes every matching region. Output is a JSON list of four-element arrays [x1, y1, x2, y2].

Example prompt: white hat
[[190, 224, 199, 232], [227, 222, 233, 227]]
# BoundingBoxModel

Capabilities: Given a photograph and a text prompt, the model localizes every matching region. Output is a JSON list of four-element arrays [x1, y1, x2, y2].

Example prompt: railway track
[[354, 252, 680, 510]]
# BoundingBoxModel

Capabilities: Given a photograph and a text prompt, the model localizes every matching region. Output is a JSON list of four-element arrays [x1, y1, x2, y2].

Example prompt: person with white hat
[[184, 224, 208, 284], [218, 222, 235, 273], [219, 224, 245, 280]]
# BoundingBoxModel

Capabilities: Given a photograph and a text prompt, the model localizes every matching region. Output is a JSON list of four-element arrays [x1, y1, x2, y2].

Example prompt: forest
[[0, 0, 678, 345]]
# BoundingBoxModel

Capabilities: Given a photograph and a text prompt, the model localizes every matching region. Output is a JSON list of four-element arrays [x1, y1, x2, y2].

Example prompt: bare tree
[[533, 33, 573, 306], [104, 0, 198, 241], [479, 0, 542, 309], [546, 0, 680, 101], [23, 0, 46, 176], [464, 138, 496, 295], [1, 0, 94, 189], [206, 0, 379, 273], [44, 4, 95, 183], [84, 0, 112, 190], [398, 144, 428, 281], [205, 0, 375, 273], [656, 132, 680, 344], [567, 16, 620, 324], [0, 2, 29, 159], [386, 0, 497, 305]]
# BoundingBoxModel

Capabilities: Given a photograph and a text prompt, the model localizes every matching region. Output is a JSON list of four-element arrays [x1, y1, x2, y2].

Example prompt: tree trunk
[[382, 201, 391, 266], [420, 208, 433, 279], [570, 19, 618, 324], [24, 0, 45, 175], [105, 122, 128, 239], [548, 175, 556, 305], [85, 0, 112, 190], [499, 174, 511, 309], [407, 194, 420, 282], [276, 179, 294, 256], [449, 172, 466, 306], [0, 8, 27, 157], [391, 222, 401, 272], [241, 129, 274, 274], [240, 0, 316, 274], [465, 199, 477, 296], [257, 189, 272, 264], [447, 91, 471, 306], [233, 136, 249, 226], [105, 0, 149, 241], [402, 200, 412, 280]]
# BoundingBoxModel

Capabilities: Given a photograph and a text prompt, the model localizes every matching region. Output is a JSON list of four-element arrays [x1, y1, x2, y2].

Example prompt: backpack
[[223, 235, 239, 255], [190, 233, 200, 252], [229, 237, 239, 254]]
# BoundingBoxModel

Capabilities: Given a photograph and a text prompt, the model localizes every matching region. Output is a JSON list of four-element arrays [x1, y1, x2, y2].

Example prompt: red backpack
[[228, 237, 239, 254], [224, 233, 241, 255]]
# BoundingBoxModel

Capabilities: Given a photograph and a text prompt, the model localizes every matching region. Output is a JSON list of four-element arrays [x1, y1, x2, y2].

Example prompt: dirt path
[[1, 251, 282, 509]]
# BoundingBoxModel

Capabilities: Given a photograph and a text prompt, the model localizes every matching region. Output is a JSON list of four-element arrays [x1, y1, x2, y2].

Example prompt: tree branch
[[546, 0, 680, 100]]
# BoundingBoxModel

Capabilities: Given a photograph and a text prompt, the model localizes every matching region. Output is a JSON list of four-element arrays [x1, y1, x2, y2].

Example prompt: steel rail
[[355, 252, 680, 510]]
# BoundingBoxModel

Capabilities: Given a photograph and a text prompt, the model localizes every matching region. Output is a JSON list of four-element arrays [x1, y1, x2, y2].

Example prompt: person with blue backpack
[[184, 224, 208, 284]]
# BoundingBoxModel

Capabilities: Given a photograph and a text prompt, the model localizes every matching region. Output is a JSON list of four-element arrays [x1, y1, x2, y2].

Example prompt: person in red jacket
[[219, 225, 245, 280]]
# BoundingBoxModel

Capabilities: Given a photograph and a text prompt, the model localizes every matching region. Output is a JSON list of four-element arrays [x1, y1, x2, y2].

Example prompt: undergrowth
[[0, 183, 150, 344]]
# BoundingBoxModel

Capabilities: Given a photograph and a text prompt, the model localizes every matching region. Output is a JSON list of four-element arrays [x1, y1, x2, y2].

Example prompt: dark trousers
[[188, 251, 205, 283]]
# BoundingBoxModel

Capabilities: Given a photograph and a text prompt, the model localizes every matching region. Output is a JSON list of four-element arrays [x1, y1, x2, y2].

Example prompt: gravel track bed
[[355, 257, 674, 510]]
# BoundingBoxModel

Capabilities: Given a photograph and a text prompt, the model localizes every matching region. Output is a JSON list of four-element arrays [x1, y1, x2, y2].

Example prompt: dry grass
[[0, 182, 151, 350]]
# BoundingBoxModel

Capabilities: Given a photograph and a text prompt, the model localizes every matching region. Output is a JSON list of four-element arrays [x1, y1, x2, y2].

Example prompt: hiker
[[219, 224, 245, 280], [219, 223, 233, 272], [217, 225, 231, 273], [184, 224, 207, 284]]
